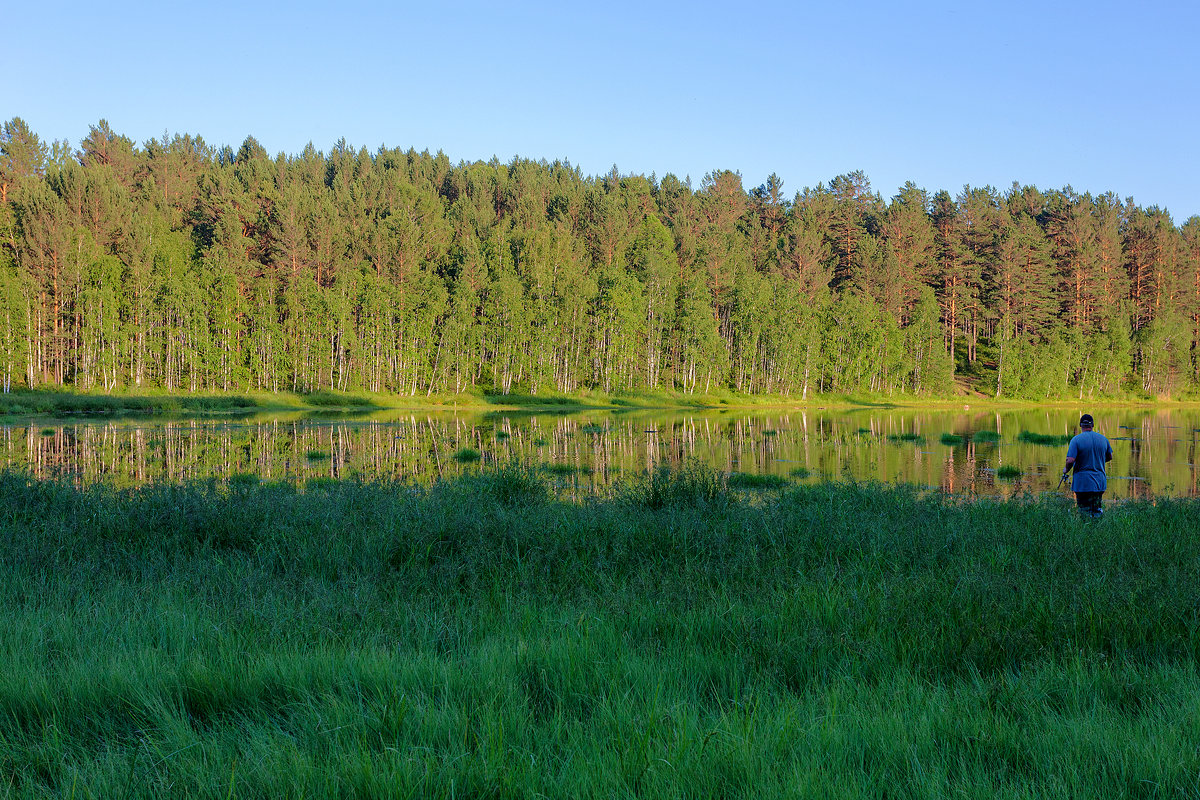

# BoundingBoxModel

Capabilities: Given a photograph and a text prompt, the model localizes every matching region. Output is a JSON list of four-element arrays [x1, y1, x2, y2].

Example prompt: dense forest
[[1, 118, 1198, 400]]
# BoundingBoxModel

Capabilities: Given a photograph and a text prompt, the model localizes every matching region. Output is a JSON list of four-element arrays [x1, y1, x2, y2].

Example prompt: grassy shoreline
[[2, 466, 1199, 797], [1, 387, 1198, 421]]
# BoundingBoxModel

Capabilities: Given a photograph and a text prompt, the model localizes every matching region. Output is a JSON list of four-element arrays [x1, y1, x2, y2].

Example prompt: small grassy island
[[2, 465, 1198, 797]]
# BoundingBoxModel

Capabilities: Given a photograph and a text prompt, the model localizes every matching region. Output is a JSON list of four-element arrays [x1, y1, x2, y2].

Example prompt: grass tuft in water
[[789, 467, 812, 479], [972, 430, 1002, 443], [452, 447, 481, 463], [887, 432, 925, 444], [940, 433, 964, 445], [997, 464, 1022, 479], [579, 423, 607, 435], [1018, 431, 1073, 446]]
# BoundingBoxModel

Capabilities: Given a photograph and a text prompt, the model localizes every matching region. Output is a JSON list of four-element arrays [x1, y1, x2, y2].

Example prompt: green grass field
[[1, 466, 1198, 797]]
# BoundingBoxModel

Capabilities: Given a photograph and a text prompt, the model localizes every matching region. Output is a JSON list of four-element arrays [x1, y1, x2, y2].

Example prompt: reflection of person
[[1062, 413, 1113, 518]]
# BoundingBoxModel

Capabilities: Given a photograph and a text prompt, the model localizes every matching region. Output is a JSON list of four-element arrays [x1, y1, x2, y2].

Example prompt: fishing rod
[[1056, 469, 1069, 491]]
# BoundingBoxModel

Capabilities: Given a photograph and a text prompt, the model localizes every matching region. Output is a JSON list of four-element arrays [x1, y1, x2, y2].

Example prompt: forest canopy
[[1, 117, 1197, 400]]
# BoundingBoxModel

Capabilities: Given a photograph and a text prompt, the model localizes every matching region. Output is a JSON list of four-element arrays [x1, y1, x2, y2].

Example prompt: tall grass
[[1, 466, 1198, 797]]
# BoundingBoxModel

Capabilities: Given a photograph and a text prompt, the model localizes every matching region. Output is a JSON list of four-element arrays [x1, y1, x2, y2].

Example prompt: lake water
[[7, 406, 1200, 499]]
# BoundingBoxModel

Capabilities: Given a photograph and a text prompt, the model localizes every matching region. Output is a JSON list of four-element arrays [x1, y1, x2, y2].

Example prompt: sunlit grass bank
[[0, 389, 378, 418], [2, 466, 1199, 797], [4, 385, 1191, 422]]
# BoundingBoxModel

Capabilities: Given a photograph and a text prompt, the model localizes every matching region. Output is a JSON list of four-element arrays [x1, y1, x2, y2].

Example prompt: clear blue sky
[[6, 0, 1198, 220]]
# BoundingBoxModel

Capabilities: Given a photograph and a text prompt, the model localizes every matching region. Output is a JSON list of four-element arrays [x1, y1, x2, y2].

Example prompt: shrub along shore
[[2, 466, 1199, 797]]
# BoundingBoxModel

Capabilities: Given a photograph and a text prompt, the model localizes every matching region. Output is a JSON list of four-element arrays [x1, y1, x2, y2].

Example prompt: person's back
[[1068, 430, 1110, 491], [1063, 414, 1113, 517]]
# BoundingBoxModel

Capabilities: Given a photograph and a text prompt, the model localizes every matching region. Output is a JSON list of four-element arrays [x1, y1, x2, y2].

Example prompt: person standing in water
[[1062, 413, 1113, 518]]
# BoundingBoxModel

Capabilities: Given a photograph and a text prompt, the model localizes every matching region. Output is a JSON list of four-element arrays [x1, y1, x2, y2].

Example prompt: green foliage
[[939, 432, 964, 445], [972, 430, 1001, 443], [1, 118, 1197, 402], [887, 432, 925, 444], [997, 464, 1022, 479]]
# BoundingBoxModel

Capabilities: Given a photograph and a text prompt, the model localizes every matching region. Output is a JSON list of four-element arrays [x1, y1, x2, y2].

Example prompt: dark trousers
[[1075, 491, 1104, 517]]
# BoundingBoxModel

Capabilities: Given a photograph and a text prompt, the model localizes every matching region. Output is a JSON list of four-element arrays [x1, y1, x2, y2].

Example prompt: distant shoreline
[[0, 388, 1197, 421]]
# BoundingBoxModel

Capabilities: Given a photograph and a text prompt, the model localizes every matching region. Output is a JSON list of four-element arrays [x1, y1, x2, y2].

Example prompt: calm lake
[[7, 406, 1200, 499]]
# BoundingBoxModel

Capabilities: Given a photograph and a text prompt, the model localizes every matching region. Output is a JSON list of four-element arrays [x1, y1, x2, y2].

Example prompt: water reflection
[[4, 407, 1198, 498]]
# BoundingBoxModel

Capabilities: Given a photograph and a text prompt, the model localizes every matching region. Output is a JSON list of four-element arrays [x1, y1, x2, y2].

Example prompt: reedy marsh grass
[[1, 465, 1199, 797]]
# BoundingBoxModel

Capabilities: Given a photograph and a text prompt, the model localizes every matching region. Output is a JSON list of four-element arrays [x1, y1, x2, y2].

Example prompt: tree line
[[1, 117, 1198, 400]]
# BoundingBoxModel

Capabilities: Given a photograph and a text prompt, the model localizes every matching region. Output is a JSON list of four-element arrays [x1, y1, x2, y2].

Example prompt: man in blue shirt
[[1062, 413, 1113, 518]]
